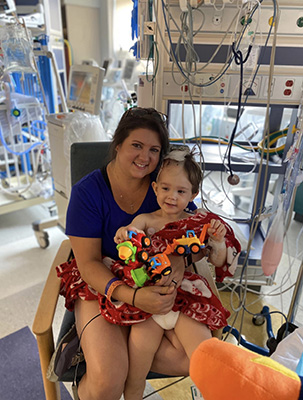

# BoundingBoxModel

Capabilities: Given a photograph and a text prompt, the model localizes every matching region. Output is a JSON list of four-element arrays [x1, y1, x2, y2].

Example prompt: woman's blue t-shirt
[[66, 169, 196, 260]]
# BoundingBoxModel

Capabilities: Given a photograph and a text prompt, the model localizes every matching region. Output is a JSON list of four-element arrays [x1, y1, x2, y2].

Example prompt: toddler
[[103, 145, 241, 399]]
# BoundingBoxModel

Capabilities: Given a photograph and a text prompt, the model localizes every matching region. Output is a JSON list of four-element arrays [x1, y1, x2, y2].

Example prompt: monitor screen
[[69, 71, 93, 104], [67, 65, 105, 114]]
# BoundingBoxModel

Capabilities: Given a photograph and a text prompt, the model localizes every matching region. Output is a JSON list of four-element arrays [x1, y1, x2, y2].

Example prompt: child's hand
[[114, 226, 146, 244], [207, 219, 226, 243], [114, 227, 129, 244]]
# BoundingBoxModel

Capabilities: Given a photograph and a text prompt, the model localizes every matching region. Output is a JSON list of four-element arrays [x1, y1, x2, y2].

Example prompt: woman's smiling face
[[116, 128, 162, 178]]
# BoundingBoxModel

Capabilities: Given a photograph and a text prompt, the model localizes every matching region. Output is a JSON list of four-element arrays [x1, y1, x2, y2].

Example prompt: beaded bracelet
[[106, 280, 125, 302], [105, 277, 120, 297]]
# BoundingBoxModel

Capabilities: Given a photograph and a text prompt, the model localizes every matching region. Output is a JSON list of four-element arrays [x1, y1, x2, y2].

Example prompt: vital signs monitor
[[67, 64, 105, 115]]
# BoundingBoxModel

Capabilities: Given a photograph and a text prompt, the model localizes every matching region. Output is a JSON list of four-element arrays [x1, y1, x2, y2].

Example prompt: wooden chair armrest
[[32, 239, 71, 336]]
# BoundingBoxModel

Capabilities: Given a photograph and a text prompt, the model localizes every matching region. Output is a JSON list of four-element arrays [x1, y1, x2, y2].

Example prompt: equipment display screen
[[69, 71, 92, 104], [67, 64, 104, 114]]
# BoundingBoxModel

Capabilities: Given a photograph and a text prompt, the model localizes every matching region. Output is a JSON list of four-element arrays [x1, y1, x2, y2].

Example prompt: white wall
[[113, 0, 135, 53], [62, 0, 114, 66]]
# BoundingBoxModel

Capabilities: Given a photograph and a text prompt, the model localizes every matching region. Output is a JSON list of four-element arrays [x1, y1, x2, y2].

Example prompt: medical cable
[[161, 0, 233, 86], [219, 1, 272, 183], [228, 57, 278, 340], [161, 1, 266, 190], [161, 0, 261, 88], [72, 311, 188, 398], [0, 126, 43, 156], [146, 40, 159, 82], [72, 313, 101, 388], [238, 0, 279, 284], [162, 0, 288, 342], [153, 0, 175, 66], [159, 0, 268, 192], [222, 0, 264, 182], [143, 377, 187, 399], [146, 0, 159, 82], [225, 41, 252, 184], [0, 141, 46, 196], [163, 0, 233, 82]]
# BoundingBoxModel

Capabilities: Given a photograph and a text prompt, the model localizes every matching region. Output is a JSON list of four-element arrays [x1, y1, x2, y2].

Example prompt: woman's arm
[[69, 235, 177, 315], [69, 236, 135, 301]]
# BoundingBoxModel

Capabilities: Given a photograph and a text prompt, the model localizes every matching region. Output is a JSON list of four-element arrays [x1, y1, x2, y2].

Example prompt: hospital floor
[[0, 202, 302, 400]]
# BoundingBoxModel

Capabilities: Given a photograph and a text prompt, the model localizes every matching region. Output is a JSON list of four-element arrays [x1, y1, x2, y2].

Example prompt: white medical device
[[47, 64, 106, 229], [67, 64, 105, 115], [0, 0, 16, 15]]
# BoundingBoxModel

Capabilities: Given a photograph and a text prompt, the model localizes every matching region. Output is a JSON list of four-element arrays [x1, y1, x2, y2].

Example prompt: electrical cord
[[236, 0, 279, 288], [161, 0, 234, 87], [161, 0, 260, 88], [143, 376, 187, 399], [146, 40, 159, 82], [72, 312, 190, 398], [158, 0, 289, 355], [73, 313, 101, 387], [225, 41, 253, 184]]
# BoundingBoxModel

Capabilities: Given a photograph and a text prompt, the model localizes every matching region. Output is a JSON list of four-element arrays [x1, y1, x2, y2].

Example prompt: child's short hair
[[160, 145, 202, 193]]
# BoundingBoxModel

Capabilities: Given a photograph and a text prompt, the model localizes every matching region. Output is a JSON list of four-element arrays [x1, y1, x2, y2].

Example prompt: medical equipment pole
[[154, 0, 166, 113], [287, 259, 303, 323], [47, 51, 68, 113]]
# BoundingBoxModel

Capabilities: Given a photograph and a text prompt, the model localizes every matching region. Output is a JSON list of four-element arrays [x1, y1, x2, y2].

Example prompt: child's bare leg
[[124, 318, 164, 400], [174, 314, 212, 359]]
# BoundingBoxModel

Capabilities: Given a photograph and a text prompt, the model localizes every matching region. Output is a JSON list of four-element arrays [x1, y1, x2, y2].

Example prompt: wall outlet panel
[[162, 71, 303, 104]]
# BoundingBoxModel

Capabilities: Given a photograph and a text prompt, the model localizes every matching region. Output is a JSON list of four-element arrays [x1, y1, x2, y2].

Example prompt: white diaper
[[152, 310, 180, 330]]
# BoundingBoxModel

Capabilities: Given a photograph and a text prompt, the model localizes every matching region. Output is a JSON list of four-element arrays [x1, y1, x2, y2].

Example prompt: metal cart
[[0, 21, 66, 248]]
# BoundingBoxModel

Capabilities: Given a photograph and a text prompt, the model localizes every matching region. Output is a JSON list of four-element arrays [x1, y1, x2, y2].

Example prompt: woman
[[59, 108, 194, 400]]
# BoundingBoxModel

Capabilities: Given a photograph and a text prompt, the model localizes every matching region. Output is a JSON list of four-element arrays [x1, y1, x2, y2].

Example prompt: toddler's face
[[153, 163, 197, 215]]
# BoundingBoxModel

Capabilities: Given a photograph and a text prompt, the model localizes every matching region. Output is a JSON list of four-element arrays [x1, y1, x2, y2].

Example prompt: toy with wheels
[[116, 230, 150, 265], [170, 223, 210, 256], [131, 252, 172, 287]]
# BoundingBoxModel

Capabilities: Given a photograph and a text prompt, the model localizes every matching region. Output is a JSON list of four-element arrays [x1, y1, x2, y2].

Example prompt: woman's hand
[[134, 254, 185, 314], [134, 284, 177, 315], [154, 254, 185, 289]]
